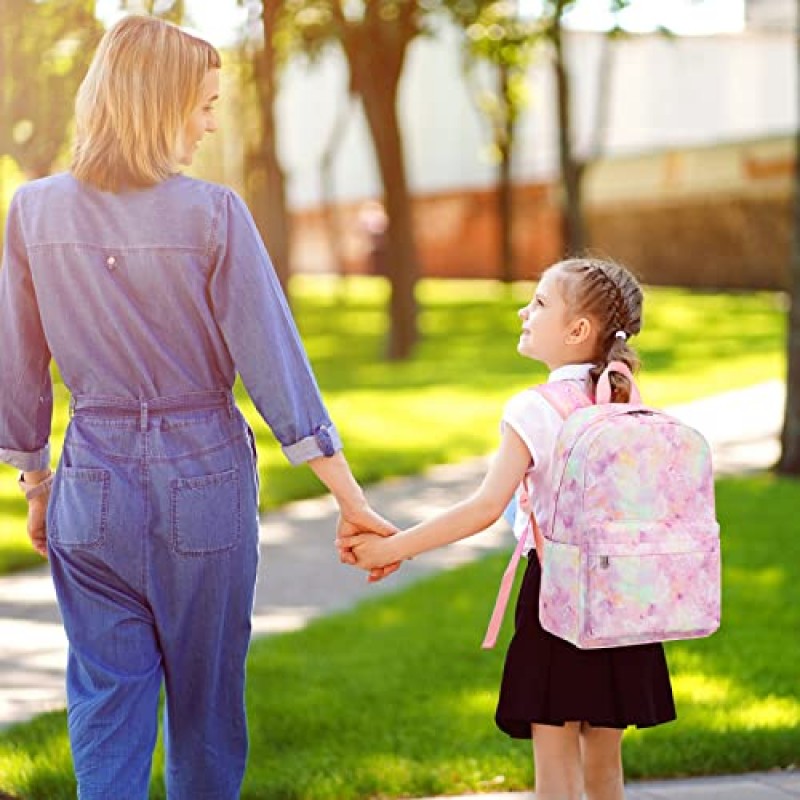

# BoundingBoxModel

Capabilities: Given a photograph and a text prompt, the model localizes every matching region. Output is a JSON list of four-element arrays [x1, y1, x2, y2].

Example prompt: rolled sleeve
[[281, 423, 343, 466], [0, 443, 51, 472], [0, 190, 53, 471], [209, 190, 341, 464]]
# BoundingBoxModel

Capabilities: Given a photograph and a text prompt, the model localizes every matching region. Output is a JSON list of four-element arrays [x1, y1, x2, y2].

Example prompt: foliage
[[1, 473, 798, 798], [281, 1, 428, 358], [452, 1, 540, 115], [528, 0, 632, 252], [448, 2, 541, 282], [0, 0, 102, 179], [0, 278, 785, 576], [461, 6, 538, 140]]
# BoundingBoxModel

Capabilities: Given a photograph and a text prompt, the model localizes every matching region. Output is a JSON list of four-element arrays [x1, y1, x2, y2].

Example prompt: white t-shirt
[[501, 363, 594, 555]]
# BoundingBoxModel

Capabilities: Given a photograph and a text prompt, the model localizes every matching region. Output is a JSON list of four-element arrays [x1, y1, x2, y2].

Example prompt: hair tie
[[614, 330, 627, 341]]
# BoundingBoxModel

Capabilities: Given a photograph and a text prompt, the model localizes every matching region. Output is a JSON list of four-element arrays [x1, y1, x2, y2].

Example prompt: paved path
[[420, 769, 800, 799], [1, 380, 796, 798]]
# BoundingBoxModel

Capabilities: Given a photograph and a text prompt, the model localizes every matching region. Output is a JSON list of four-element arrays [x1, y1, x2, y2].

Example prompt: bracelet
[[18, 471, 54, 501]]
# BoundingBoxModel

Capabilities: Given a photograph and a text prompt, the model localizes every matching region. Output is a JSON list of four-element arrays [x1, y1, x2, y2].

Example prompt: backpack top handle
[[596, 360, 642, 405]]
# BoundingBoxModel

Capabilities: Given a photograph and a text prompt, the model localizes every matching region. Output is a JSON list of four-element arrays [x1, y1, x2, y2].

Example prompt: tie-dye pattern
[[539, 399, 721, 649]]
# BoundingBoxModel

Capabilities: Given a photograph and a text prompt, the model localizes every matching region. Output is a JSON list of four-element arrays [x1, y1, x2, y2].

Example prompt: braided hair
[[550, 257, 643, 403]]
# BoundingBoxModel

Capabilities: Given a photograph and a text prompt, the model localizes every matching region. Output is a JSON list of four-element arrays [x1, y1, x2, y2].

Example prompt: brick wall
[[290, 137, 794, 290], [587, 191, 791, 290], [289, 183, 563, 281]]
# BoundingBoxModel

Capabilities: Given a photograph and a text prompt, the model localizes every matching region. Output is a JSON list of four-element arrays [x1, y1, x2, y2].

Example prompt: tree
[[318, 88, 358, 283], [0, 0, 101, 180], [288, 0, 425, 359], [242, 1, 293, 297], [777, 0, 800, 474], [286, 0, 510, 358], [538, 0, 631, 254], [449, 0, 627, 269], [454, 2, 539, 283]]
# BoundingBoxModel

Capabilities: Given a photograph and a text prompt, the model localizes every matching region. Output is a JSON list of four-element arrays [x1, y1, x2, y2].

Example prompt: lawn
[[0, 278, 785, 575], [0, 474, 798, 799]]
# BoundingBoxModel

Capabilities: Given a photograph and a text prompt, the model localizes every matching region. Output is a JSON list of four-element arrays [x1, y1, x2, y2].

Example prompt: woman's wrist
[[308, 452, 367, 515], [19, 469, 54, 500], [336, 490, 368, 517]]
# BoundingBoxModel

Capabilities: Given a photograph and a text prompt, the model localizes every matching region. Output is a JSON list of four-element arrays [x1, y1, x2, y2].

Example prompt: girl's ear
[[565, 316, 594, 345]]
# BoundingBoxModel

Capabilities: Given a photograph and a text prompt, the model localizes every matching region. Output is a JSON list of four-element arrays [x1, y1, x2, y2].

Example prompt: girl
[[0, 15, 395, 799], [342, 258, 676, 800]]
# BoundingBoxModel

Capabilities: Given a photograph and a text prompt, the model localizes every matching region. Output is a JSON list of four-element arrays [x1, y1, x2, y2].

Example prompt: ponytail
[[589, 331, 641, 403]]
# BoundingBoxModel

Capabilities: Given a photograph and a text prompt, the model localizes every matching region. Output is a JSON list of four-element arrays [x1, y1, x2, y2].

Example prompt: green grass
[[0, 277, 786, 575], [0, 474, 798, 799]]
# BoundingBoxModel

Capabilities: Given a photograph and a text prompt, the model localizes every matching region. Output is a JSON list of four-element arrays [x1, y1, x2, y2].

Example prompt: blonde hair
[[548, 257, 644, 403], [71, 15, 221, 192]]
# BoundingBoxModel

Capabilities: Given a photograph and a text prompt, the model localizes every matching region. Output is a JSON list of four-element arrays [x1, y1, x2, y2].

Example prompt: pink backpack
[[483, 362, 721, 650]]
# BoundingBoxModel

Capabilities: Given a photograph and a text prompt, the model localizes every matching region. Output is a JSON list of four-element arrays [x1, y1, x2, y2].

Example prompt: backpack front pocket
[[539, 539, 582, 644], [583, 525, 720, 647]]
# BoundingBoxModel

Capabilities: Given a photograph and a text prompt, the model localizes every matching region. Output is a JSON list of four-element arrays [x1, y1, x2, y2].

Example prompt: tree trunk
[[247, 2, 291, 298], [777, 6, 800, 474], [552, 12, 586, 255], [320, 90, 356, 281], [343, 13, 420, 361], [497, 62, 515, 284], [358, 82, 419, 360]]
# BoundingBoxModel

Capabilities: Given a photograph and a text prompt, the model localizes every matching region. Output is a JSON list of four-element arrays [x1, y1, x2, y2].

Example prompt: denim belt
[[69, 390, 235, 432]]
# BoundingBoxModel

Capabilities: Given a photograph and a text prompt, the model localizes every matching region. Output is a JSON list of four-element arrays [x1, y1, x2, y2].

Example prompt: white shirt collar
[[547, 363, 595, 383]]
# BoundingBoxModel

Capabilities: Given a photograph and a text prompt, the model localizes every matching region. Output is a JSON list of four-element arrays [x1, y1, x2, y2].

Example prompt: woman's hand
[[344, 531, 401, 572], [26, 494, 49, 558], [305, 451, 401, 581], [336, 504, 401, 582]]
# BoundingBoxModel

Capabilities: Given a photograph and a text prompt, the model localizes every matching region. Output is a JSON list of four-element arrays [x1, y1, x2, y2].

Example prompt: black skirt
[[495, 555, 677, 739]]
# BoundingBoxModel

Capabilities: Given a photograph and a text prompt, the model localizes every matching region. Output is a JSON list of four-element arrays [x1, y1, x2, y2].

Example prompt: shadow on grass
[[299, 283, 783, 394]]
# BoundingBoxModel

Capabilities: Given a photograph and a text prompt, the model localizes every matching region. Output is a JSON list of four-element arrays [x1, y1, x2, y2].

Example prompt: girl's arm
[[343, 426, 531, 570]]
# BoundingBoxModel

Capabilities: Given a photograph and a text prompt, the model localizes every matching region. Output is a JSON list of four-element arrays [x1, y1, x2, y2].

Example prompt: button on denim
[[0, 173, 344, 797]]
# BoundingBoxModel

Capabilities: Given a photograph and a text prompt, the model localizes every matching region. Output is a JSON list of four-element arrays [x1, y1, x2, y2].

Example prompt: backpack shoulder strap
[[482, 381, 592, 650], [534, 380, 594, 419]]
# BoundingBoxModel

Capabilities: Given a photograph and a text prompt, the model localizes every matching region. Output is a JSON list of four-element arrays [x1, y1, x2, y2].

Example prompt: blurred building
[[746, 0, 796, 29], [195, 24, 795, 289]]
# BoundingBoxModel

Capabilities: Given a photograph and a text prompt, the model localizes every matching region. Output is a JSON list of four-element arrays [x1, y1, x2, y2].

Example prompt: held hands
[[339, 531, 400, 573], [336, 504, 402, 583]]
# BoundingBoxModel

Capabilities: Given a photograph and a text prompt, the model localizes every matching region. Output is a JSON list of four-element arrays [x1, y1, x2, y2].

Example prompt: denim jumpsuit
[[0, 173, 341, 799]]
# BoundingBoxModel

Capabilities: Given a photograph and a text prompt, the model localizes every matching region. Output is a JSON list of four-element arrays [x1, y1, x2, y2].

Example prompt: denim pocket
[[171, 468, 241, 555], [51, 467, 110, 548]]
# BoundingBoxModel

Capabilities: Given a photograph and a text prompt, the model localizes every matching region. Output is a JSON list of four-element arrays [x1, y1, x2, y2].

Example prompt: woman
[[0, 15, 394, 799]]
